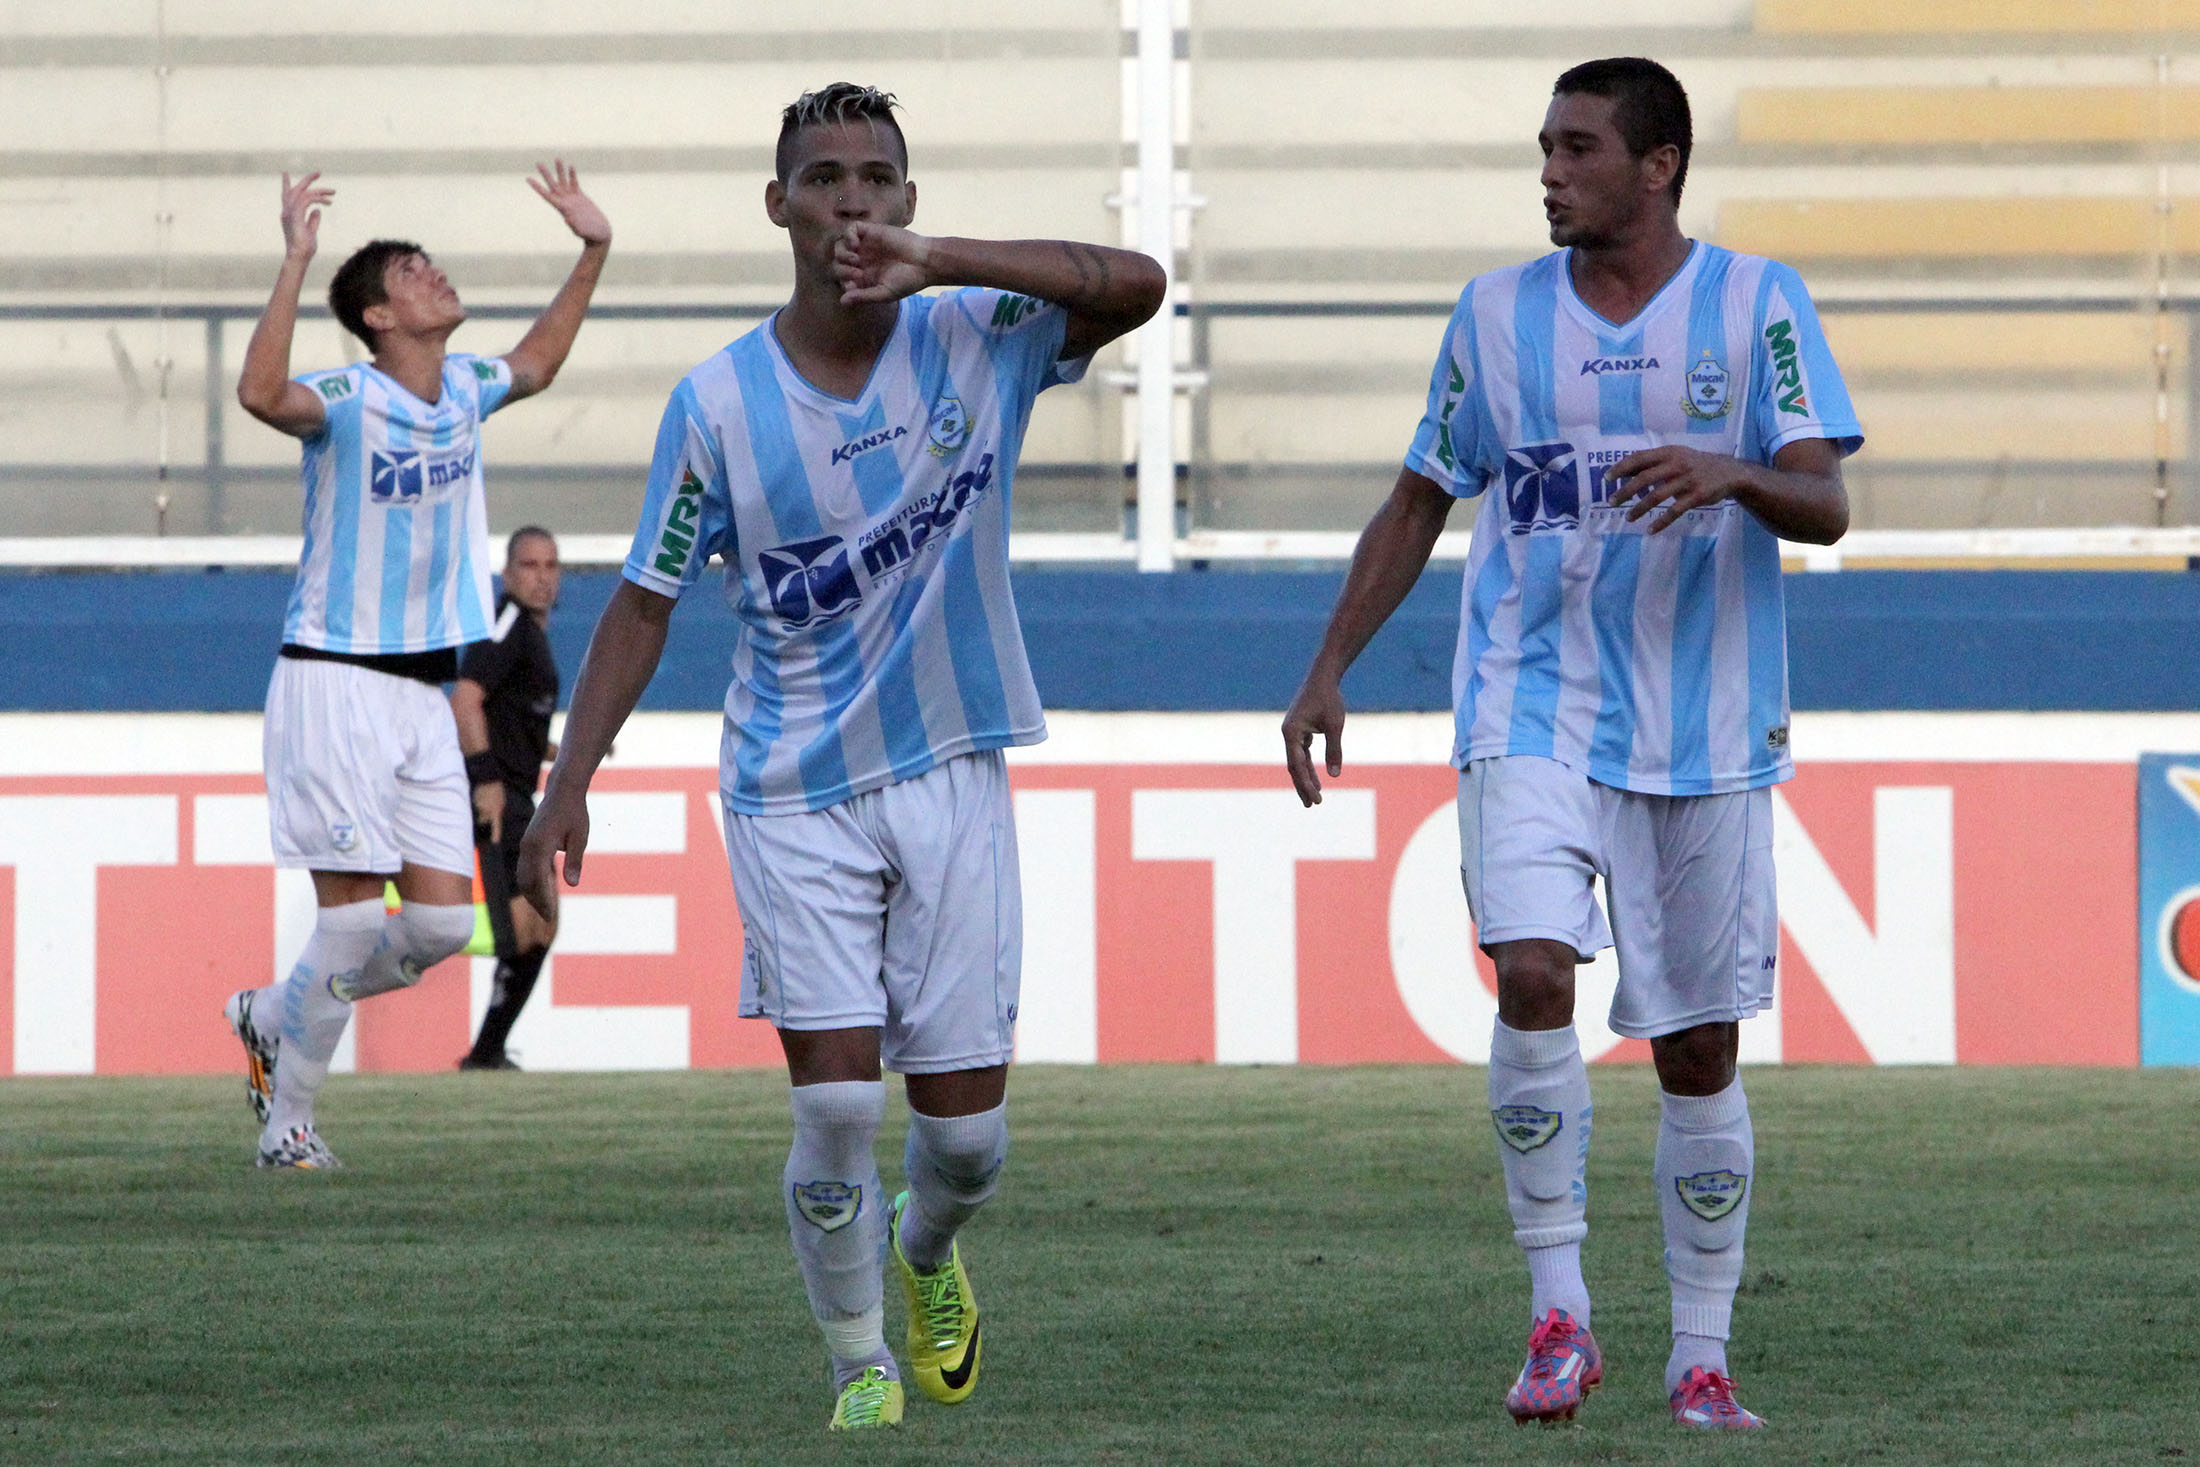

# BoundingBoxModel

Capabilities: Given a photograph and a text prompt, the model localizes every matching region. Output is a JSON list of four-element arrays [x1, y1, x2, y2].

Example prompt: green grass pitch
[[3, 1065, 2194, 1465]]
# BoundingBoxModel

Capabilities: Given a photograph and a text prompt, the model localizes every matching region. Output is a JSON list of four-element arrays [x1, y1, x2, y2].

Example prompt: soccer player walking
[[225, 164, 610, 1168], [453, 526, 565, 1071], [518, 85, 1163, 1431], [1283, 58, 1860, 1430]]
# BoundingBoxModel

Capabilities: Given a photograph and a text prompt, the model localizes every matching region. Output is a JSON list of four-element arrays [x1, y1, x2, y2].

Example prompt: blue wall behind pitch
[[3, 566, 2194, 713]]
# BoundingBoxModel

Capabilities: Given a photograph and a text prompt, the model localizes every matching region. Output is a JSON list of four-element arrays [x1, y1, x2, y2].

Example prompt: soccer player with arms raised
[[1283, 58, 1860, 1430], [224, 164, 610, 1168], [519, 85, 1163, 1431]]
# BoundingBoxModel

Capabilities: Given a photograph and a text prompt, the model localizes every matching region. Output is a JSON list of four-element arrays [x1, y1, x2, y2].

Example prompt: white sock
[[898, 1102, 1008, 1272], [1657, 1078, 1753, 1393], [1488, 1020, 1593, 1326], [260, 898, 382, 1146], [785, 1081, 888, 1372], [336, 901, 475, 1000]]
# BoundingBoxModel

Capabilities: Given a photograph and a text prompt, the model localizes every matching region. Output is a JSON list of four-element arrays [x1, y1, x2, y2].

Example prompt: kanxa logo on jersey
[[857, 452, 996, 582], [760, 534, 861, 629], [1579, 355, 1658, 376], [830, 424, 907, 466]]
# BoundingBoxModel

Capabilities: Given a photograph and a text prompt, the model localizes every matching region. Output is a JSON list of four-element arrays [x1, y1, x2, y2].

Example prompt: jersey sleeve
[[1748, 264, 1863, 459], [294, 364, 362, 442], [1402, 285, 1496, 498], [457, 354, 517, 418], [948, 287, 1086, 399], [623, 380, 735, 600]]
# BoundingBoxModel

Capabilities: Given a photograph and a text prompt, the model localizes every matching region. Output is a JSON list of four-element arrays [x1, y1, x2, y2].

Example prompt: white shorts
[[263, 655, 473, 876], [723, 749, 1021, 1074], [1458, 755, 1777, 1039]]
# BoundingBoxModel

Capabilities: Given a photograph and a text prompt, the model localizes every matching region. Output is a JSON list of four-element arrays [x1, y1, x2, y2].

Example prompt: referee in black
[[452, 526, 563, 1070]]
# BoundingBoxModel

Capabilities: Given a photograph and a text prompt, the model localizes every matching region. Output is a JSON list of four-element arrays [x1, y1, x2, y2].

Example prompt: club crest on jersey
[[1682, 351, 1731, 420], [1502, 442, 1580, 534], [927, 394, 972, 458], [370, 450, 423, 503], [792, 1180, 861, 1232], [760, 534, 862, 629], [1675, 1169, 1748, 1221], [1492, 1105, 1563, 1154]]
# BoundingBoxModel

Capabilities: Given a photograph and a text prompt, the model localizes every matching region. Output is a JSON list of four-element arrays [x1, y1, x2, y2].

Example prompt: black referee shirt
[[459, 596, 559, 798]]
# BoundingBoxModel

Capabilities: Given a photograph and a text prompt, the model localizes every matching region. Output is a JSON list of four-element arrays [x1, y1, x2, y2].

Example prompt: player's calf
[[332, 902, 475, 1000]]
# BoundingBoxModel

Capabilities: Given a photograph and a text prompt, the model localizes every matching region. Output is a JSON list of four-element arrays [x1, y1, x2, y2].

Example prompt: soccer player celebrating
[[518, 84, 1163, 1431], [1283, 58, 1860, 1431], [453, 526, 565, 1071], [224, 164, 611, 1168]]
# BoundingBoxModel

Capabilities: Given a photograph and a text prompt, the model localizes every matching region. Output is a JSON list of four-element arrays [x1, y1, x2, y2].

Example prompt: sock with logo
[[1488, 1019, 1594, 1326], [468, 949, 546, 1062], [339, 901, 476, 1000], [1656, 1078, 1753, 1393], [259, 898, 384, 1146], [785, 1080, 889, 1374], [897, 1101, 1008, 1272]]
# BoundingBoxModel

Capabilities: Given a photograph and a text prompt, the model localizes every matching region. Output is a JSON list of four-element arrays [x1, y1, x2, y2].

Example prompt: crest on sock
[[793, 1180, 862, 1232], [1492, 1105, 1563, 1154], [1674, 1169, 1748, 1221]]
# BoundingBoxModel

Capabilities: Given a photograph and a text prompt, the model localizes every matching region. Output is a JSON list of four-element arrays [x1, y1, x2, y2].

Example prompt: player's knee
[[789, 1080, 886, 1164], [395, 902, 477, 976], [1491, 942, 1577, 1027], [910, 1108, 1008, 1203]]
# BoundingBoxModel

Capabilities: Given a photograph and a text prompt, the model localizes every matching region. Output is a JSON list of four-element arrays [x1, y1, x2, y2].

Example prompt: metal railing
[[5, 294, 2200, 569]]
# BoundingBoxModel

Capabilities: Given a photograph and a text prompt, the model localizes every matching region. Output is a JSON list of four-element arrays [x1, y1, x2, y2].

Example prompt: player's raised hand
[[834, 221, 931, 305], [516, 790, 589, 922], [528, 159, 612, 247], [1282, 674, 1348, 808], [279, 172, 334, 262], [1608, 443, 1747, 533]]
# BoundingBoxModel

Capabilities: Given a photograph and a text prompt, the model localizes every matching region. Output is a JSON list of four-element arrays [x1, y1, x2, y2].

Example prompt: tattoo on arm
[[1056, 241, 1116, 310]]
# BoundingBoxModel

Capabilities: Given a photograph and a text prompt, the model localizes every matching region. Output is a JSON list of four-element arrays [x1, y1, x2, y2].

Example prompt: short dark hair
[[775, 83, 906, 183], [328, 239, 425, 352], [1553, 57, 1692, 203], [505, 525, 556, 561]]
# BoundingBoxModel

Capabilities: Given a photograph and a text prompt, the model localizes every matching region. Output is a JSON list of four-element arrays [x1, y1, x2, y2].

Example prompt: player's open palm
[[279, 172, 334, 262], [835, 222, 930, 304], [530, 160, 611, 246]]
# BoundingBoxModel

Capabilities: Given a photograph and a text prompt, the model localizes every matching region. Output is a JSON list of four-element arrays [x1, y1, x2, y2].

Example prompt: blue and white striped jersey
[[623, 289, 1086, 816], [281, 354, 514, 655], [1405, 243, 1862, 795]]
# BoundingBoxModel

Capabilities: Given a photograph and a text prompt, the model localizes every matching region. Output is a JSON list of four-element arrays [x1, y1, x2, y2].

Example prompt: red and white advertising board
[[0, 710, 2181, 1075]]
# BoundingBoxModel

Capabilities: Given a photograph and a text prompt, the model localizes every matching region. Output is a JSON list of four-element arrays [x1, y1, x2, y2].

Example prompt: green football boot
[[827, 1366, 903, 1431], [889, 1190, 982, 1404]]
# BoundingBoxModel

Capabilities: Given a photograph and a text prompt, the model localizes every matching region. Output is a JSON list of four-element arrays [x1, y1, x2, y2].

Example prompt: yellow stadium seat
[[1718, 197, 2200, 259], [1737, 87, 2200, 146], [1757, 0, 2200, 34]]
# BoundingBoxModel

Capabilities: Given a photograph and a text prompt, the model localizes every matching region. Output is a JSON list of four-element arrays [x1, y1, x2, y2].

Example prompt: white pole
[[1133, 0, 1177, 571]]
